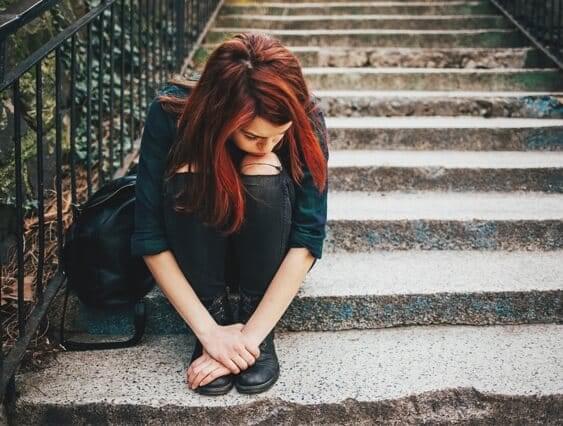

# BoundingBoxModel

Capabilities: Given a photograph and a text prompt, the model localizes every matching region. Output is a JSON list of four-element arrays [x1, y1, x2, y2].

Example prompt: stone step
[[14, 325, 563, 423], [325, 190, 563, 251], [323, 116, 563, 150], [206, 28, 527, 48], [221, 2, 499, 16], [215, 14, 511, 30], [225, 0, 485, 2], [302, 67, 563, 91], [224, 0, 476, 5], [197, 45, 551, 69], [314, 91, 563, 118], [327, 150, 563, 192], [225, 0, 479, 3], [60, 250, 562, 335]]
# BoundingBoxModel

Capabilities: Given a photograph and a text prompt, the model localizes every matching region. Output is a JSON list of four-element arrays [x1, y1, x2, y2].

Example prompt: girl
[[131, 32, 329, 395]]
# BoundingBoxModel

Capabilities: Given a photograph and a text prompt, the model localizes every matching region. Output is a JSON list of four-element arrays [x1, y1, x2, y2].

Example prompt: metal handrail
[[490, 0, 563, 70]]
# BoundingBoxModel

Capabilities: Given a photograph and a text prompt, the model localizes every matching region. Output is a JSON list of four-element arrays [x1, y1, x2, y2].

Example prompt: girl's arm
[[143, 249, 259, 374], [240, 247, 315, 346]]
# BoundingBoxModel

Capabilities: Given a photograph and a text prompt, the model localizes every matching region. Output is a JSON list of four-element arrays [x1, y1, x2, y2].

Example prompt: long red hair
[[156, 32, 328, 235]]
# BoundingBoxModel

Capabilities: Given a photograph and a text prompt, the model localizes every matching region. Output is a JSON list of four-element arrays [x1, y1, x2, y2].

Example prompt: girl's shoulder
[[157, 82, 192, 98]]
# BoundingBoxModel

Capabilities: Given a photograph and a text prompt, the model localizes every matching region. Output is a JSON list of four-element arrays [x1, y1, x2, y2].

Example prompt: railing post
[[0, 39, 6, 84], [175, 0, 186, 69]]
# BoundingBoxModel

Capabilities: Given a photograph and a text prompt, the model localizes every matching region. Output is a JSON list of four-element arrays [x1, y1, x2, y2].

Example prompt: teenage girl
[[131, 32, 329, 395]]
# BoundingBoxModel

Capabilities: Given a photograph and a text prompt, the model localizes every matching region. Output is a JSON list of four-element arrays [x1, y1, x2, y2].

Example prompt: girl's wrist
[[242, 325, 266, 348], [194, 320, 219, 346]]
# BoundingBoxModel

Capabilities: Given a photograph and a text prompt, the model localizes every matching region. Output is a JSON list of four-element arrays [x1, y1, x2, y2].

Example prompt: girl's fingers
[[239, 348, 257, 365], [188, 358, 212, 383], [199, 366, 228, 387], [192, 364, 219, 388], [231, 353, 249, 371], [188, 353, 208, 373]]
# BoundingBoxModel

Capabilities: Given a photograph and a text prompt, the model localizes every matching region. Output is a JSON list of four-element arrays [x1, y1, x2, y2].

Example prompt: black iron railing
[[491, 0, 563, 69], [0, 0, 221, 406]]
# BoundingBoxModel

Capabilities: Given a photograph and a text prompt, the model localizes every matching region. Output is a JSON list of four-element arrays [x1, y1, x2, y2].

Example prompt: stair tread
[[219, 13, 505, 20], [328, 150, 563, 168], [226, 1, 493, 7], [315, 89, 563, 97], [303, 67, 561, 73], [326, 191, 563, 220], [325, 116, 563, 127], [212, 28, 517, 34], [15, 325, 563, 406], [141, 250, 563, 298]]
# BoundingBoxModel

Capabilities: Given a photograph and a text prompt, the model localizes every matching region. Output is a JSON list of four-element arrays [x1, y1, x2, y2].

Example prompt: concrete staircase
[[13, 0, 563, 423]]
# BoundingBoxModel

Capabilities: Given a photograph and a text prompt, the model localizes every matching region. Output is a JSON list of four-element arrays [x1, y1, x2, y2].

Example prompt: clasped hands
[[186, 323, 261, 389]]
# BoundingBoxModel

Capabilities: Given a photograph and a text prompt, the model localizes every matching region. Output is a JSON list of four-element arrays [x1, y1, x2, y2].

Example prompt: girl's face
[[231, 116, 293, 157]]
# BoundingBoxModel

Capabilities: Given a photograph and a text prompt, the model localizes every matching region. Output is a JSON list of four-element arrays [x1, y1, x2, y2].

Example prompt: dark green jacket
[[131, 82, 329, 262]]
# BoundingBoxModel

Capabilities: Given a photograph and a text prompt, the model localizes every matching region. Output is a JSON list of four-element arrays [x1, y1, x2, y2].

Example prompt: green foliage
[[1, 0, 176, 211]]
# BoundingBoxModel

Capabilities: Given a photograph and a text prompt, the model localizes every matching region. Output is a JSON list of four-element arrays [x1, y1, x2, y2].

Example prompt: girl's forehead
[[243, 116, 293, 136]]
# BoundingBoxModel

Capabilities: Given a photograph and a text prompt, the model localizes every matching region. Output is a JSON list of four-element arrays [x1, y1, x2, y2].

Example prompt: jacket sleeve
[[287, 98, 329, 262], [130, 95, 175, 257]]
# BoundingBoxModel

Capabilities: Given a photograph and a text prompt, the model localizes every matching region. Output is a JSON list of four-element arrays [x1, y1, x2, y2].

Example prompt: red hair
[[157, 32, 328, 235]]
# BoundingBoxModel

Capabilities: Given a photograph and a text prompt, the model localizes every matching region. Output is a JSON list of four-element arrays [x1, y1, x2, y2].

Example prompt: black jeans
[[162, 167, 316, 299]]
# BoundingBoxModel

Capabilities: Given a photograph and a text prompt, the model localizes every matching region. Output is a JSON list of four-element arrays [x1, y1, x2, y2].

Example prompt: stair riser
[[304, 71, 563, 91], [327, 127, 563, 151], [318, 95, 563, 118], [206, 30, 527, 48], [215, 16, 512, 30], [62, 289, 562, 335], [326, 220, 563, 251], [329, 168, 563, 192], [197, 46, 549, 69], [221, 4, 499, 15], [13, 390, 562, 425]]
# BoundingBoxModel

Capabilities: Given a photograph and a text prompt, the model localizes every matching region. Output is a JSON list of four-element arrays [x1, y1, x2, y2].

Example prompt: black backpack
[[60, 169, 155, 350]]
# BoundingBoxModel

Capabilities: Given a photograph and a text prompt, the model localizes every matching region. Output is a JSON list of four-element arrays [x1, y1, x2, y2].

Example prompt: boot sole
[[194, 379, 234, 396], [235, 369, 280, 394]]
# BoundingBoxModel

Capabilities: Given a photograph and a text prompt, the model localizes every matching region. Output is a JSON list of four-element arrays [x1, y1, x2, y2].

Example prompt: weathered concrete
[[302, 67, 563, 91], [224, 0, 483, 2], [206, 28, 527, 48], [324, 191, 563, 251], [310, 91, 563, 118], [59, 250, 563, 335], [198, 46, 549, 69], [215, 14, 512, 30], [327, 149, 563, 192], [324, 115, 563, 150], [221, 2, 499, 16], [12, 325, 563, 424]]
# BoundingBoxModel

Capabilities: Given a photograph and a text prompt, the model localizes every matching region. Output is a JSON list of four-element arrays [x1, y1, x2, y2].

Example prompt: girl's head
[[157, 32, 328, 234]]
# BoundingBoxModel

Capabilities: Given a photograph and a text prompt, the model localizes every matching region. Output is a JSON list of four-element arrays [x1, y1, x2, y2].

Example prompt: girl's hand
[[198, 323, 260, 374], [187, 348, 231, 389]]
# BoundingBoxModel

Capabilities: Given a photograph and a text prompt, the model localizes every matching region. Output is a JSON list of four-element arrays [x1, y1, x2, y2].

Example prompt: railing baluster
[[97, 9, 105, 186], [13, 79, 25, 337], [120, 0, 126, 166], [86, 21, 94, 198], [54, 47, 64, 265], [35, 61, 46, 302], [70, 35, 78, 212], [109, 2, 116, 176], [133, 0, 139, 148]]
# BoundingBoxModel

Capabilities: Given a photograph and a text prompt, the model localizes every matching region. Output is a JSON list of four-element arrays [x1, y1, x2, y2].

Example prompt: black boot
[[188, 289, 235, 395], [234, 289, 280, 394]]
